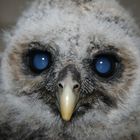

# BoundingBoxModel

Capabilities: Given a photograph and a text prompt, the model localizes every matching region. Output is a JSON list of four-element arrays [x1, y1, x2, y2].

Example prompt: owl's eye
[[93, 54, 119, 78], [28, 50, 51, 73]]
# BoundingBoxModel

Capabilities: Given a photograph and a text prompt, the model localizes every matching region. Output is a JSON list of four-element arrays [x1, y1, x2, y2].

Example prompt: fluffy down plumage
[[0, 0, 140, 139]]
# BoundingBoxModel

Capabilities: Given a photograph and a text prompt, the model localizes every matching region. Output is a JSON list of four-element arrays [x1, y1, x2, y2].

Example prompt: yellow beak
[[59, 84, 78, 121]]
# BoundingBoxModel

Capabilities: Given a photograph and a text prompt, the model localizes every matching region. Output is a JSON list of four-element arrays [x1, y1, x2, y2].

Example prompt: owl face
[[1, 0, 140, 125]]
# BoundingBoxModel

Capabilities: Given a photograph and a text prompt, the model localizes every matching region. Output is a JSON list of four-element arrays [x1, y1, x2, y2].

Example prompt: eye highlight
[[28, 50, 51, 73], [93, 54, 119, 78]]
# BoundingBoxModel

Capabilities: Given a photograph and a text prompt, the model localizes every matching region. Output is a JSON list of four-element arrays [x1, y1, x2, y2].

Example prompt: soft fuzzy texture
[[0, 0, 140, 140]]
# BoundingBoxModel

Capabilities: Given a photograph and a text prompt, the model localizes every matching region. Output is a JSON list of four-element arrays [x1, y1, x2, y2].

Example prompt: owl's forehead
[[9, 0, 137, 57]]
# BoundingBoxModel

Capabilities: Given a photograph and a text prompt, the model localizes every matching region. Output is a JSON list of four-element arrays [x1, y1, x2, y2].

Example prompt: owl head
[[1, 0, 140, 125]]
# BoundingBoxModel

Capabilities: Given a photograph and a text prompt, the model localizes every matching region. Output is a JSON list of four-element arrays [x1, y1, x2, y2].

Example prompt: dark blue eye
[[95, 57, 111, 74], [94, 55, 118, 77], [29, 50, 51, 73], [33, 53, 49, 70]]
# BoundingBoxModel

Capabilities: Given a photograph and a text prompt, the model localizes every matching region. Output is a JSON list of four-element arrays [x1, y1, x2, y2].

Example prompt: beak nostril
[[73, 84, 80, 90], [58, 83, 63, 89]]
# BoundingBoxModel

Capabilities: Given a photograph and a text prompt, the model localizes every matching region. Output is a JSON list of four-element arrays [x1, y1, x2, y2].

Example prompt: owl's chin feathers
[[0, 88, 140, 140]]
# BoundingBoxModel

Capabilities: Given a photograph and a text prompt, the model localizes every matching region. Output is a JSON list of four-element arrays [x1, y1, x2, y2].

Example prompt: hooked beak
[[57, 73, 80, 121]]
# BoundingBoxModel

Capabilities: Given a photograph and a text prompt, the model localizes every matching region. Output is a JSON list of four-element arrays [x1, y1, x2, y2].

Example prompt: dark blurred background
[[0, 0, 140, 51]]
